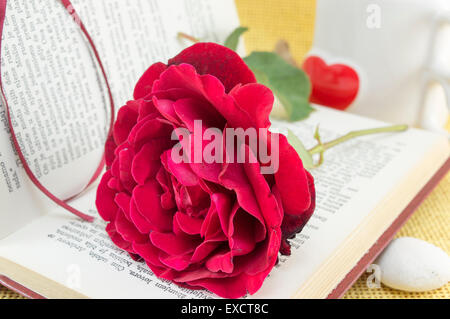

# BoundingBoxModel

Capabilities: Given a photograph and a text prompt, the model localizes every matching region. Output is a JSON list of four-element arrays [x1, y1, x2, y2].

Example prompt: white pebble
[[375, 237, 450, 292]]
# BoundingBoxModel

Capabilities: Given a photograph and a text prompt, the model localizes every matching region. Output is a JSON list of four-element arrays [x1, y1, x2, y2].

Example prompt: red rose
[[96, 43, 315, 298]]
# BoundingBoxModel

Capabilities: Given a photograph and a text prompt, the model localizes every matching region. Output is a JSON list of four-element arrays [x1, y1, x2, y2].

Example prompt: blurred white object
[[308, 0, 450, 134], [375, 237, 450, 292], [421, 82, 449, 134]]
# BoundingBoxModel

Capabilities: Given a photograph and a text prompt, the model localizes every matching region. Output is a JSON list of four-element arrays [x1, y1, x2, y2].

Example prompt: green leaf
[[244, 51, 314, 121], [286, 129, 314, 169], [224, 27, 249, 51]]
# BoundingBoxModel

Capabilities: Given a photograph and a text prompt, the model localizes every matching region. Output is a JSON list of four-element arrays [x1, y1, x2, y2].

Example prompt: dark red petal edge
[[168, 42, 256, 93], [279, 170, 315, 256]]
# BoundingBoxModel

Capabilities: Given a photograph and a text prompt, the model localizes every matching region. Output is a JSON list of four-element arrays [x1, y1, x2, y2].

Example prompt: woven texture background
[[1, 0, 449, 299]]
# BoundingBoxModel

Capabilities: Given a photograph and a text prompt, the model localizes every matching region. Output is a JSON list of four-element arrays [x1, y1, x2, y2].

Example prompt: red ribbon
[[0, 0, 115, 222]]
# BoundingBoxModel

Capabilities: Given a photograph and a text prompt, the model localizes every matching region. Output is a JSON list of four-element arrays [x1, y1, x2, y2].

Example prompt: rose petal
[[104, 135, 117, 168], [133, 181, 174, 232], [218, 145, 268, 237], [151, 88, 198, 101], [132, 242, 166, 268], [211, 193, 232, 235], [230, 83, 274, 129], [240, 264, 274, 295], [129, 198, 154, 234], [175, 211, 204, 235], [156, 167, 175, 210], [168, 43, 256, 92], [176, 132, 222, 183], [150, 232, 201, 256], [279, 171, 316, 255], [190, 241, 221, 263], [205, 250, 234, 273], [113, 101, 140, 145], [131, 143, 162, 185], [114, 211, 148, 244], [152, 97, 182, 125], [159, 253, 192, 271], [200, 206, 226, 240], [106, 221, 132, 252], [200, 75, 255, 130], [128, 253, 142, 261], [134, 62, 167, 99], [183, 185, 210, 211], [241, 144, 282, 229], [96, 171, 118, 222], [173, 267, 230, 283], [114, 192, 132, 221], [146, 262, 176, 280], [173, 97, 225, 131], [127, 116, 171, 150], [275, 134, 311, 214], [234, 228, 281, 276], [153, 64, 254, 130], [107, 176, 123, 193], [137, 99, 158, 121], [118, 147, 136, 192], [229, 209, 257, 257], [162, 150, 199, 187]]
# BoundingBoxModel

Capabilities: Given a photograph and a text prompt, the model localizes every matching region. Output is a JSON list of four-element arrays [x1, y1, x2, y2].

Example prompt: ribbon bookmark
[[0, 0, 115, 222]]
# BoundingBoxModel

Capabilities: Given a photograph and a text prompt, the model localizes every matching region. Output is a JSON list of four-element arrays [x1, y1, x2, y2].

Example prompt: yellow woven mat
[[1, 0, 449, 300]]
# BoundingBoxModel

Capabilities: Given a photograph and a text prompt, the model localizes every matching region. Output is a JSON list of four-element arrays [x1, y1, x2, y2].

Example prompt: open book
[[0, 0, 449, 299]]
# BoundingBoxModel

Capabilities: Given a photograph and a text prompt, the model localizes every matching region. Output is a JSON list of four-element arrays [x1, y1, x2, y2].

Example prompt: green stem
[[308, 124, 408, 155], [177, 32, 200, 43]]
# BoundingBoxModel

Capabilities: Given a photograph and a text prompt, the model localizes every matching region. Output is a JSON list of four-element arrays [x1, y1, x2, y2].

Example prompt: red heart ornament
[[303, 56, 359, 110]]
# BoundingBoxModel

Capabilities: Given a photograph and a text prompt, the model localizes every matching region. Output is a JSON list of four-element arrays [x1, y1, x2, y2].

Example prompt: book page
[[0, 0, 241, 238], [0, 107, 447, 298]]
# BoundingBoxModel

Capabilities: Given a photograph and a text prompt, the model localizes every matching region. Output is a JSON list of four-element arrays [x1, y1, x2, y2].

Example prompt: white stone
[[375, 237, 450, 292]]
